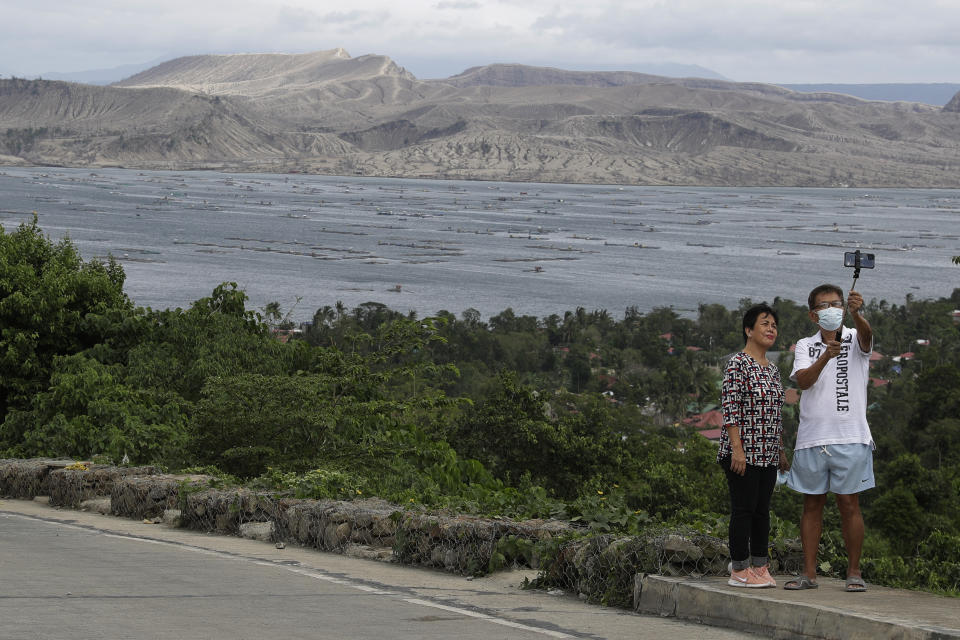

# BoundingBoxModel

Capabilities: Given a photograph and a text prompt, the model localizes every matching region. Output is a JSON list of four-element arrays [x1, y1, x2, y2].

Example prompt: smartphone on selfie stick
[[840, 250, 875, 341]]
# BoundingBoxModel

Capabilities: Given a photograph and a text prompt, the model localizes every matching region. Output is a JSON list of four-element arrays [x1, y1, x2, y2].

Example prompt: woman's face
[[748, 312, 778, 350]]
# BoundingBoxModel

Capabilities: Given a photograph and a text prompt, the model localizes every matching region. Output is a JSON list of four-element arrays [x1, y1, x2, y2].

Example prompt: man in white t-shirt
[[784, 284, 874, 593]]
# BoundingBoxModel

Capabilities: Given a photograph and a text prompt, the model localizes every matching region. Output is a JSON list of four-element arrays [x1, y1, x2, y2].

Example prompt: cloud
[[274, 6, 387, 33], [530, 1, 958, 53], [435, 1, 480, 8], [519, 0, 960, 81], [0, 0, 958, 82]]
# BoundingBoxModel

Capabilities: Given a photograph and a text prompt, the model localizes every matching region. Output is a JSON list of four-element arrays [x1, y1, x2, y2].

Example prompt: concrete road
[[0, 500, 755, 640]]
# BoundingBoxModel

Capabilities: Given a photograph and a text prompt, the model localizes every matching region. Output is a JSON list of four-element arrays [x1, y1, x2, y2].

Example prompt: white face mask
[[817, 307, 844, 331]]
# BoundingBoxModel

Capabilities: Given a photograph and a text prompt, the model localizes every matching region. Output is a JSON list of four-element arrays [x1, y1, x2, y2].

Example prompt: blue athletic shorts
[[786, 443, 875, 495]]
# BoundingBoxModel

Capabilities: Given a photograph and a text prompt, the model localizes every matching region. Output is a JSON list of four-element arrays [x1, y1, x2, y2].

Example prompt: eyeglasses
[[812, 301, 844, 310]]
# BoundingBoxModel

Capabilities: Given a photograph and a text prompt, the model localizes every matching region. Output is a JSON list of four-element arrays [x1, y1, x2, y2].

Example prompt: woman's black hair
[[742, 303, 778, 344]]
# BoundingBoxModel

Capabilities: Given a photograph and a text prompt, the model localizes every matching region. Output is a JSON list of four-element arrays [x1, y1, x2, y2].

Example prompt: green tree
[[913, 365, 960, 429], [867, 485, 927, 553], [565, 344, 593, 392], [0, 217, 130, 424], [868, 453, 957, 554], [192, 314, 456, 477], [121, 283, 297, 402], [448, 373, 624, 497], [916, 418, 960, 468], [3, 353, 189, 464]]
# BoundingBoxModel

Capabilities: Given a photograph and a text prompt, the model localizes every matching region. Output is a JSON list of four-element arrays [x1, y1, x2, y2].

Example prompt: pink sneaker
[[751, 565, 777, 588], [728, 567, 769, 588]]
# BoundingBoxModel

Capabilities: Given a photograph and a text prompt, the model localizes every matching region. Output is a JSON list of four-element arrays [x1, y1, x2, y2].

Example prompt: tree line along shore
[[2, 216, 959, 596]]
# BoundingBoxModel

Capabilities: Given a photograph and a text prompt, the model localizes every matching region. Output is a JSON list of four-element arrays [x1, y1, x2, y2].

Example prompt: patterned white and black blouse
[[717, 351, 784, 466]]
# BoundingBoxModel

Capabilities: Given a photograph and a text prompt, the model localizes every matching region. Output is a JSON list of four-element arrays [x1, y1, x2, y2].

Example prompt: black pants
[[723, 459, 777, 565]]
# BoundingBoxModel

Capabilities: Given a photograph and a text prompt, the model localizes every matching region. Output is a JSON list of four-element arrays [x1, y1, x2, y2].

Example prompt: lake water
[[1, 167, 958, 322]]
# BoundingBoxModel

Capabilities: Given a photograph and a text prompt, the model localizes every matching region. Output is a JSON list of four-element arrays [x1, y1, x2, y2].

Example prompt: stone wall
[[0, 458, 573, 576], [0, 457, 801, 600]]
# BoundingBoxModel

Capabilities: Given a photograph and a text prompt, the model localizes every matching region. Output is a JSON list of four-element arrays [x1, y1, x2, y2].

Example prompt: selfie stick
[[840, 250, 863, 343], [851, 249, 862, 291]]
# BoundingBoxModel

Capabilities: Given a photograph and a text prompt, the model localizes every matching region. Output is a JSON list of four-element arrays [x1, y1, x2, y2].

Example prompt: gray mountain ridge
[[31, 58, 171, 86], [2, 49, 960, 187], [16, 58, 954, 103], [8, 57, 727, 86], [780, 83, 960, 107]]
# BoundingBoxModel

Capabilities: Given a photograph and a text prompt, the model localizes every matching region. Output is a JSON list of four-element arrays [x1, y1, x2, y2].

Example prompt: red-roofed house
[[698, 428, 723, 442], [597, 373, 617, 389], [870, 378, 890, 388], [272, 328, 302, 343], [684, 409, 723, 429]]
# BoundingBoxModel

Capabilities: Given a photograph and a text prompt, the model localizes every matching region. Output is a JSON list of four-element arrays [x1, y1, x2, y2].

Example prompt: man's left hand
[[848, 290, 864, 314]]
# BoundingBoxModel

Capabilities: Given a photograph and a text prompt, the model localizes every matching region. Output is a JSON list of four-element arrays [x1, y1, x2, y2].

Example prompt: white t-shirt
[[790, 326, 874, 450]]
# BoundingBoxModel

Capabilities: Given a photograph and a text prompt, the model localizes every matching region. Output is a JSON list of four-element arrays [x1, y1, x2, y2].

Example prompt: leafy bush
[[253, 466, 369, 500], [0, 216, 130, 428]]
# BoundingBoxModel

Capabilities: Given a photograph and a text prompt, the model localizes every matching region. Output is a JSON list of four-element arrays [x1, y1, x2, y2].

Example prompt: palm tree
[[263, 301, 282, 327], [314, 305, 335, 327]]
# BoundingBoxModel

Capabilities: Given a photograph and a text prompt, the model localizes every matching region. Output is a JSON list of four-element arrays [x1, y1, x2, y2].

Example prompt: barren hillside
[[3, 50, 960, 186], [945, 91, 960, 113], [114, 49, 416, 98]]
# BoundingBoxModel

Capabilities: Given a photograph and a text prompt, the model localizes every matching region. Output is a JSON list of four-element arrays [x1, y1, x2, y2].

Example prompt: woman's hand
[[730, 447, 747, 476], [779, 449, 790, 472]]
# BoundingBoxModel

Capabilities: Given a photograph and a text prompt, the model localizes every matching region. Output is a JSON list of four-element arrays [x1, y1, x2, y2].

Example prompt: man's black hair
[[808, 284, 844, 310], [743, 303, 779, 344]]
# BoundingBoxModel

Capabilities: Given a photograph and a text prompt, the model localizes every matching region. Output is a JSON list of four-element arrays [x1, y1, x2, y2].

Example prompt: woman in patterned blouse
[[718, 303, 788, 588]]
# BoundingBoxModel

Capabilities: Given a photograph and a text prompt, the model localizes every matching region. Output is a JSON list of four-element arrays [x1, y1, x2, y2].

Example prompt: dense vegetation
[[3, 217, 959, 595]]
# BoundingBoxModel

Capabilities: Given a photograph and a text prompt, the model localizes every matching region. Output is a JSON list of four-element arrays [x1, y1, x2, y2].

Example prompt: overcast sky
[[1, 0, 957, 83]]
